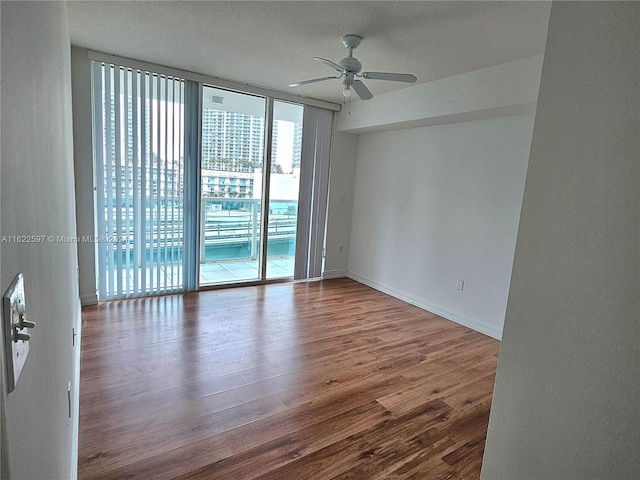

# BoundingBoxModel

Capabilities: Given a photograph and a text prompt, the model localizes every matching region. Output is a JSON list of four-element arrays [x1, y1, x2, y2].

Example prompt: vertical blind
[[91, 56, 335, 300], [295, 106, 334, 279], [91, 62, 186, 299]]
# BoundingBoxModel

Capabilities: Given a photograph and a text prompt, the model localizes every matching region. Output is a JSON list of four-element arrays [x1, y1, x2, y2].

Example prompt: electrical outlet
[[456, 279, 464, 291]]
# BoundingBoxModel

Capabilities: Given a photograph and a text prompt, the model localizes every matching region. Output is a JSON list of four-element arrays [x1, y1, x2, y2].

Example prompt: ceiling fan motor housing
[[339, 56, 362, 74]]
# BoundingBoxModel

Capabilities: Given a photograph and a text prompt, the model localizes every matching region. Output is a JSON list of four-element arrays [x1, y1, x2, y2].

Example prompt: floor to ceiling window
[[91, 56, 333, 299]]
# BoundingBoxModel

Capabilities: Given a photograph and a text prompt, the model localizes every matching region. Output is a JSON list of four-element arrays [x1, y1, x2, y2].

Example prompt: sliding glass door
[[266, 101, 303, 279], [198, 89, 305, 285], [199, 87, 265, 285], [92, 57, 333, 299]]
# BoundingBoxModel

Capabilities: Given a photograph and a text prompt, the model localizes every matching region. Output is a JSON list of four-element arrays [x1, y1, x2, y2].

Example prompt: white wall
[[1, 2, 81, 479], [323, 131, 358, 278], [71, 47, 98, 306], [335, 55, 544, 134], [347, 115, 533, 339], [331, 55, 546, 339], [481, 2, 640, 478]]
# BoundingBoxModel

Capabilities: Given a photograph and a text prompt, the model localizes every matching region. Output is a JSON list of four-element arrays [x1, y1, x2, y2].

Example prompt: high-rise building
[[199, 107, 302, 200], [201, 107, 264, 199], [201, 108, 264, 170], [292, 120, 302, 170]]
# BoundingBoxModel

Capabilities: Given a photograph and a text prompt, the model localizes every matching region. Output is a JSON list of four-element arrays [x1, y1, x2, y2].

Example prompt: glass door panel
[[199, 86, 265, 286], [266, 101, 304, 279]]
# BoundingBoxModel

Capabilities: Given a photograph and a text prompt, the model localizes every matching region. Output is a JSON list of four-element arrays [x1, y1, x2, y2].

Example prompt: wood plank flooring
[[78, 278, 499, 479]]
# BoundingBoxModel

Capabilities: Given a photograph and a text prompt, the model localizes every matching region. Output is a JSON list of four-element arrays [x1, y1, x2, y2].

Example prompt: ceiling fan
[[289, 34, 417, 100]]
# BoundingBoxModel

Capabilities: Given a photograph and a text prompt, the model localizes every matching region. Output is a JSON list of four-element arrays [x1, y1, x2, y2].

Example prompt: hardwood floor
[[78, 278, 499, 479]]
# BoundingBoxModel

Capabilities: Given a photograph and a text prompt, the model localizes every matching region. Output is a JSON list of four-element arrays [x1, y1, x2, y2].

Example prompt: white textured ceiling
[[67, 1, 551, 105]]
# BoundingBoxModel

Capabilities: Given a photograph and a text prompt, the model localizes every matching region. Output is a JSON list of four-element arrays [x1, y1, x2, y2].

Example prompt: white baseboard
[[347, 270, 502, 340], [322, 269, 348, 279]]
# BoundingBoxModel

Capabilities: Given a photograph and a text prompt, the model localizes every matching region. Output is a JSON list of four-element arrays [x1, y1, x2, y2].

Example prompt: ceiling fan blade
[[352, 80, 373, 100], [361, 72, 417, 83], [313, 57, 345, 73], [289, 76, 340, 87]]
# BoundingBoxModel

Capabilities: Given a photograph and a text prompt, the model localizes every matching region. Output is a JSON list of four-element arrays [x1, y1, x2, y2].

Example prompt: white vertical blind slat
[[149, 74, 156, 293], [178, 82, 187, 289], [163, 78, 169, 291], [123, 69, 131, 296], [182, 81, 200, 291], [114, 70, 123, 296], [92, 62, 107, 297], [294, 107, 317, 279], [172, 80, 179, 288], [104, 68, 115, 296], [140, 72, 148, 292], [309, 108, 333, 278], [155, 74, 162, 293], [132, 70, 139, 295]]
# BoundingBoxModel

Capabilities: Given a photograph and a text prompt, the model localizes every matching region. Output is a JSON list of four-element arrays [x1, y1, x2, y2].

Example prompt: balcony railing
[[102, 197, 297, 264]]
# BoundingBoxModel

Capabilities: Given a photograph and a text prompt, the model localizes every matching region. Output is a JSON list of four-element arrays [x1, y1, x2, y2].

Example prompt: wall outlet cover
[[3, 273, 30, 392]]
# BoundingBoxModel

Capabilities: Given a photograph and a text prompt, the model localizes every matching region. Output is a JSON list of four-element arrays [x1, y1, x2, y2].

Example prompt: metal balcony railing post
[[199, 199, 206, 262], [251, 199, 258, 259]]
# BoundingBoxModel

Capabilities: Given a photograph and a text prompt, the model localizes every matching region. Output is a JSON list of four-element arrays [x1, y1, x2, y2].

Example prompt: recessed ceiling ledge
[[335, 55, 544, 134]]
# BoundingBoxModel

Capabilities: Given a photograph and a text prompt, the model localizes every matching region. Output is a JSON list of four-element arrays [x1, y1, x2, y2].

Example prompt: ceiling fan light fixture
[[343, 84, 352, 97]]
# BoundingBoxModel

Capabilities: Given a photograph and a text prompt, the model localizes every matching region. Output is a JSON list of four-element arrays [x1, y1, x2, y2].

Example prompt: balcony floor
[[106, 257, 294, 299], [199, 256, 294, 285]]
